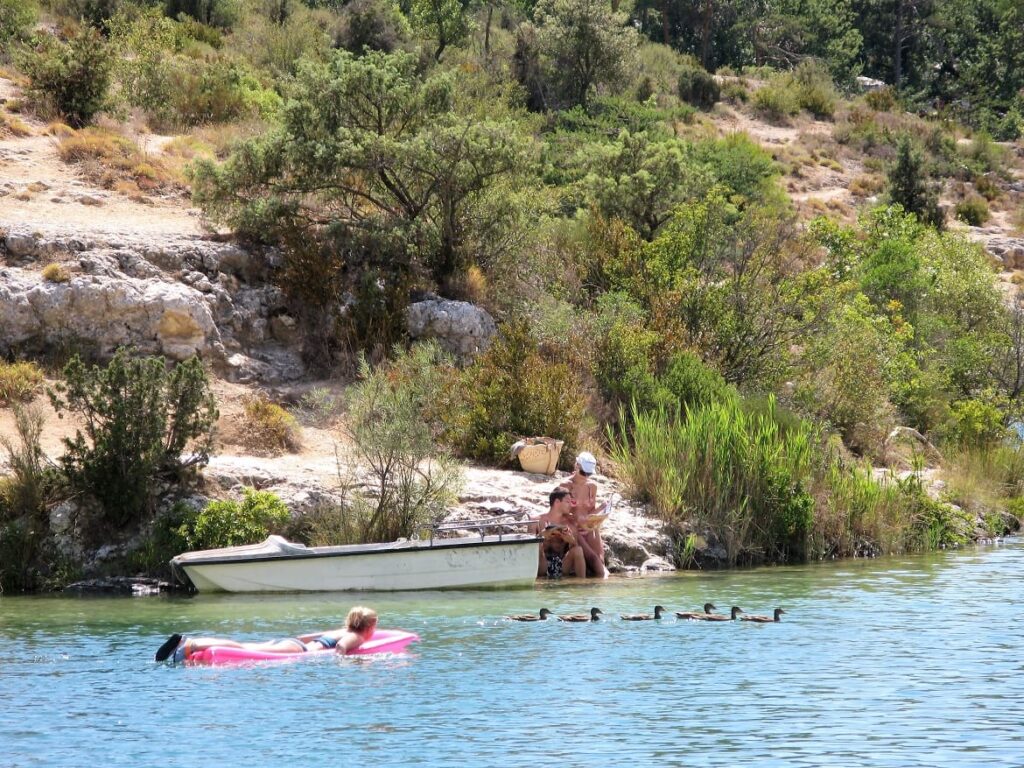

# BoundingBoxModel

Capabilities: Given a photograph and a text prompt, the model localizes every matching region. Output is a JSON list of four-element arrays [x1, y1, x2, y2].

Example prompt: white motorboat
[[170, 524, 541, 592]]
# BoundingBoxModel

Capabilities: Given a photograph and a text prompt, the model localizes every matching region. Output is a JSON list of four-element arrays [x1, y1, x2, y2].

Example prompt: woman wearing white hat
[[561, 451, 608, 578]]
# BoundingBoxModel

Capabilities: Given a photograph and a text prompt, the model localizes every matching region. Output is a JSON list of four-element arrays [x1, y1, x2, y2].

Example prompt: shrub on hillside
[[240, 395, 302, 454], [0, 0, 36, 53], [886, 135, 944, 229], [752, 80, 799, 122], [0, 405, 63, 592], [48, 350, 218, 528], [41, 263, 71, 282], [659, 351, 738, 411], [677, 64, 719, 109], [0, 360, 44, 405], [341, 343, 462, 543], [178, 489, 290, 550], [955, 195, 990, 226], [442, 320, 587, 468], [335, 0, 410, 55], [18, 27, 113, 127]]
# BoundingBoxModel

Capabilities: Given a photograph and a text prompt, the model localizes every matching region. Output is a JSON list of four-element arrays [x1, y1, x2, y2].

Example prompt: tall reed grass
[[609, 399, 814, 565], [609, 399, 971, 565]]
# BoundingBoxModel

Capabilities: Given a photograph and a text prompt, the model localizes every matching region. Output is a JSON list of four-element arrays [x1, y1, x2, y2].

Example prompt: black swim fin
[[155, 633, 182, 662]]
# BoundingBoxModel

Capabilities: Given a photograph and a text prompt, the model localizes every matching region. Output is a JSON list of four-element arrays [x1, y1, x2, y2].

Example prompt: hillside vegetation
[[2, 0, 1023, 589]]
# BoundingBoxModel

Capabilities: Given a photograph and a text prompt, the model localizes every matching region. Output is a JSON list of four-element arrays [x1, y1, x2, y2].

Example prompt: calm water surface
[[2, 540, 1023, 767]]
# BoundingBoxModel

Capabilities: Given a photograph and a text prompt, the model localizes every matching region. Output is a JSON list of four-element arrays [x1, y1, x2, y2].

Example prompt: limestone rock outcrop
[[0, 229, 303, 381], [406, 297, 496, 359]]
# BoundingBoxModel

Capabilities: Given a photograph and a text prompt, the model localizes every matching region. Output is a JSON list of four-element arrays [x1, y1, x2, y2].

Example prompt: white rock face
[[0, 267, 221, 360], [0, 229, 303, 379], [406, 298, 496, 358]]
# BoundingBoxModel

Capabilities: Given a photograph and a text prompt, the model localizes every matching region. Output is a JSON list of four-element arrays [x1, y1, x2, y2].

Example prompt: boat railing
[[426, 517, 536, 545]]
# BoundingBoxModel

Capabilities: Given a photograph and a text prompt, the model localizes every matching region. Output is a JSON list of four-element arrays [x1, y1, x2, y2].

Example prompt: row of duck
[[506, 604, 786, 623]]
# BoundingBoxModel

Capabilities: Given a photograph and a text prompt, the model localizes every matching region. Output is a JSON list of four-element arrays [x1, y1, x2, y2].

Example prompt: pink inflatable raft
[[187, 629, 420, 666]]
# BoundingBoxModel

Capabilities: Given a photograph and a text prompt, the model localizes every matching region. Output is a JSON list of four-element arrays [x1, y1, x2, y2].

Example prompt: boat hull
[[173, 534, 540, 592]]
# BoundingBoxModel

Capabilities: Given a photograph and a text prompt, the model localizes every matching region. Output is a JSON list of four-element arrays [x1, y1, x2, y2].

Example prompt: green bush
[[940, 398, 1007, 449], [336, 0, 410, 54], [791, 60, 837, 119], [443, 320, 587, 468], [296, 386, 339, 426], [658, 351, 738, 411], [752, 81, 799, 122], [864, 87, 897, 112], [955, 195, 990, 226], [887, 136, 944, 229], [0, 360, 44, 405], [342, 343, 462, 543], [0, 404, 61, 592], [0, 0, 36, 53], [170, 57, 279, 126], [48, 350, 218, 528], [179, 489, 290, 550], [677, 64, 719, 109], [18, 27, 113, 127]]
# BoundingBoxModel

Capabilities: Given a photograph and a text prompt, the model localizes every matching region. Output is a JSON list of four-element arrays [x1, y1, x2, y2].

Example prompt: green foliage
[[18, 26, 113, 127], [940, 397, 1008, 450], [660, 351, 739, 412], [642, 193, 820, 385], [0, 0, 36, 53], [0, 360, 44, 405], [0, 404, 62, 593], [179, 489, 290, 550], [752, 80, 799, 122], [48, 350, 218, 528], [583, 130, 711, 240], [534, 0, 638, 108], [335, 0, 409, 55], [886, 136, 944, 229], [409, 0, 466, 61], [609, 398, 815, 565], [795, 295, 898, 457], [676, 64, 719, 109], [191, 49, 528, 291], [955, 196, 990, 227], [126, 500, 193, 575], [693, 132, 779, 206], [442, 320, 587, 467], [591, 293, 668, 412], [341, 343, 462, 543]]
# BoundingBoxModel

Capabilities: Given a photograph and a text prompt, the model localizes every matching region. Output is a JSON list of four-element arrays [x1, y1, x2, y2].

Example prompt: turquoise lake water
[[2, 540, 1023, 767]]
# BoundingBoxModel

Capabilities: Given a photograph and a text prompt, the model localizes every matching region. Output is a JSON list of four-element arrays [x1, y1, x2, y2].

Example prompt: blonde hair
[[346, 606, 378, 633]]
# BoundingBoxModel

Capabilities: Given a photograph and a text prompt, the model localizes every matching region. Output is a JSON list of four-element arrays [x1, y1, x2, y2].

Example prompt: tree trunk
[[484, 3, 493, 58], [894, 0, 904, 89]]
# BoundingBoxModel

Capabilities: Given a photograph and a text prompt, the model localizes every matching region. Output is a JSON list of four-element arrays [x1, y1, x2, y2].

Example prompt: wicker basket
[[516, 438, 565, 475]]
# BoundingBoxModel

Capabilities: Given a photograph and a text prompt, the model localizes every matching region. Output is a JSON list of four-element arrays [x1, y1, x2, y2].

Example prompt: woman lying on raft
[[155, 606, 378, 663]]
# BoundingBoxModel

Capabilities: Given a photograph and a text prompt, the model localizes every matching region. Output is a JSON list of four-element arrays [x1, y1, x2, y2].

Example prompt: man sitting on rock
[[531, 488, 586, 579]]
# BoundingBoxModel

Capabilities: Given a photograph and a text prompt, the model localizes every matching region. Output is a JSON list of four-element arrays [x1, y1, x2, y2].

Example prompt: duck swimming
[[620, 605, 667, 621], [558, 607, 603, 622], [675, 603, 717, 620], [740, 608, 786, 623], [694, 606, 743, 621], [506, 608, 552, 622]]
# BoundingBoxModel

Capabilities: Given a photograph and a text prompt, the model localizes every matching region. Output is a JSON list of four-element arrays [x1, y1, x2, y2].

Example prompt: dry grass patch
[[849, 173, 884, 197], [57, 127, 183, 194], [238, 394, 303, 455], [41, 262, 71, 282], [45, 121, 75, 138], [0, 111, 32, 137], [0, 361, 45, 406]]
